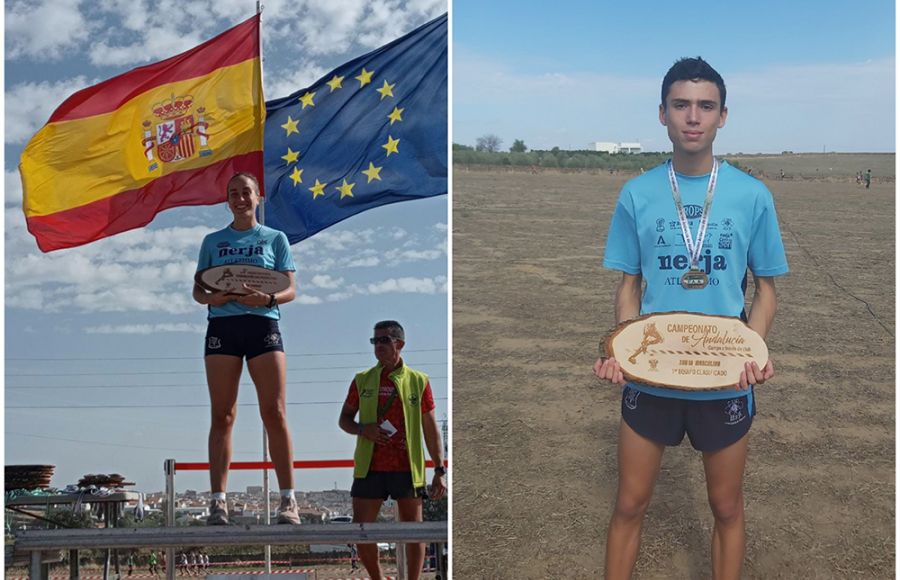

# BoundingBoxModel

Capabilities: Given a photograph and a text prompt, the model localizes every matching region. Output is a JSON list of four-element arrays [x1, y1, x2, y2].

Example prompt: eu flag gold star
[[281, 147, 300, 165], [355, 68, 374, 87], [326, 75, 344, 91], [298, 91, 316, 109], [376, 80, 395, 100], [280, 115, 299, 136], [362, 162, 383, 183], [337, 179, 355, 199], [382, 135, 400, 157], [309, 179, 326, 199], [387, 107, 404, 125], [290, 167, 303, 185]]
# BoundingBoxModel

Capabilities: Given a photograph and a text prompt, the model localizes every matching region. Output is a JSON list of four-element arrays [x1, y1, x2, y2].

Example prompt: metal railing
[[16, 521, 447, 579]]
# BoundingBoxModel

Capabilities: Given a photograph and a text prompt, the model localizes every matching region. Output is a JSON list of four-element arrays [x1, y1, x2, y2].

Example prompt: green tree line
[[453, 144, 671, 171]]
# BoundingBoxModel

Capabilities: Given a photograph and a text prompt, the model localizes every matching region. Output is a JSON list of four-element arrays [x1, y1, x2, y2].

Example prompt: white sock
[[211, 492, 226, 501], [280, 489, 295, 500]]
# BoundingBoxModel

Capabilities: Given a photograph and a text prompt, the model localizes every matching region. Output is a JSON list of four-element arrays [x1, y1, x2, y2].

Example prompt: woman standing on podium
[[192, 172, 300, 525]]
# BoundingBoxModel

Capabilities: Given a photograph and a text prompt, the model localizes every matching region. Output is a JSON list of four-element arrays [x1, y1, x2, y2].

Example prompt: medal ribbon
[[667, 158, 719, 269]]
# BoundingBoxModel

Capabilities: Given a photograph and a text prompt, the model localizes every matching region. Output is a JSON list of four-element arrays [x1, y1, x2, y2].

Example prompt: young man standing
[[594, 57, 789, 580]]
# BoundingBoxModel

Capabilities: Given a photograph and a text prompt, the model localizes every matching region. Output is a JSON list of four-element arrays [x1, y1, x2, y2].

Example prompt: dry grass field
[[452, 156, 895, 579]]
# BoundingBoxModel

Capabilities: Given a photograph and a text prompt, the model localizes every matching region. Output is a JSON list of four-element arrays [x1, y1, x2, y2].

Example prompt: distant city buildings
[[142, 488, 357, 525], [591, 141, 642, 154]]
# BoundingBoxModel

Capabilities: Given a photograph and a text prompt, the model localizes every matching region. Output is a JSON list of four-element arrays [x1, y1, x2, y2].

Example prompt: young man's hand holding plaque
[[601, 312, 769, 391]]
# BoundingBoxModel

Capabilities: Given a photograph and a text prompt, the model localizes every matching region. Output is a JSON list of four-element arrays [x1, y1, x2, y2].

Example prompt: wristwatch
[[267, 293, 277, 308], [434, 465, 447, 476]]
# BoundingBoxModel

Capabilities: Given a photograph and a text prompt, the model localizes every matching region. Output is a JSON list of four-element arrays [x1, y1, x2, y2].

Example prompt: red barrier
[[174, 460, 443, 471]]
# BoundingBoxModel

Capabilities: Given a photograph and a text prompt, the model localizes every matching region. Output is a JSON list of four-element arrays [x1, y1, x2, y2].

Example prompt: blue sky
[[453, 0, 895, 153], [5, 0, 447, 495]]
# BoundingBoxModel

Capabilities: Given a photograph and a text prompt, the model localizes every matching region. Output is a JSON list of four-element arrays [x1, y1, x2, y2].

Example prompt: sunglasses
[[369, 336, 398, 345]]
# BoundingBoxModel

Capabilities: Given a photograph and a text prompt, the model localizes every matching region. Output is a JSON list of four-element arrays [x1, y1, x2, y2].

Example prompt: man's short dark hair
[[661, 57, 726, 109], [374, 320, 405, 341]]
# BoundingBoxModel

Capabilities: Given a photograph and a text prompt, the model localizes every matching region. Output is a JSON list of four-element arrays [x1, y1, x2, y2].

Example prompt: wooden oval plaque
[[603, 312, 768, 391], [195, 264, 291, 295]]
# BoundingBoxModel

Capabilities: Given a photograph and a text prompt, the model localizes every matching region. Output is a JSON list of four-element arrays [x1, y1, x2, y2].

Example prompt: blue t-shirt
[[603, 160, 789, 400], [196, 224, 296, 319]]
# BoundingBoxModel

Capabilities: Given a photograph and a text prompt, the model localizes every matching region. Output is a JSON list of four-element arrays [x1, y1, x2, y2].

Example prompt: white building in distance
[[591, 141, 642, 154]]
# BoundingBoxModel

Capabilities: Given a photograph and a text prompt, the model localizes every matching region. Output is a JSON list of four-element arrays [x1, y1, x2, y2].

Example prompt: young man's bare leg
[[397, 498, 425, 580], [605, 420, 666, 580], [353, 498, 385, 580], [702, 433, 749, 580]]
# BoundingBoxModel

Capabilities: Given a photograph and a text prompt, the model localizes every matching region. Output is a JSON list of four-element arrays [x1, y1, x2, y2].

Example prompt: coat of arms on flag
[[141, 96, 212, 172]]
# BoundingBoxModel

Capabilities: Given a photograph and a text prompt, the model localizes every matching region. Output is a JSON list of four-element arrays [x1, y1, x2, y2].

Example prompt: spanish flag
[[19, 15, 264, 252]]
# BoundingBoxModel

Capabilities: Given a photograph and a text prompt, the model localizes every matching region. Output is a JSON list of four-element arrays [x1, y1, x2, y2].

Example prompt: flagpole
[[257, 0, 266, 228], [256, 3, 273, 575]]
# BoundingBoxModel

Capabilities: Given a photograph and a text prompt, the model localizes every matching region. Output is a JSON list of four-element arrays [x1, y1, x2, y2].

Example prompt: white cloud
[[366, 275, 446, 294], [85, 323, 206, 334], [88, 27, 206, 67], [5, 76, 93, 144], [326, 291, 357, 302], [388, 249, 442, 262], [310, 274, 344, 289], [433, 222, 447, 231], [295, 294, 324, 305], [5, 222, 212, 314], [265, 62, 329, 100], [6, 171, 23, 207], [6, 0, 92, 60], [345, 256, 381, 268]]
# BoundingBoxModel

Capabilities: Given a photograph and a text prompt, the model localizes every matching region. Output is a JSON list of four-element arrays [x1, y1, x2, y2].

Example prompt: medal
[[667, 159, 718, 290], [681, 268, 709, 289]]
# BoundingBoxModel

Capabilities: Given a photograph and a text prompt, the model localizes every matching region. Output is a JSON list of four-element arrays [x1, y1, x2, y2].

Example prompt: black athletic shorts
[[351, 471, 426, 500], [621, 386, 756, 452], [204, 315, 284, 360]]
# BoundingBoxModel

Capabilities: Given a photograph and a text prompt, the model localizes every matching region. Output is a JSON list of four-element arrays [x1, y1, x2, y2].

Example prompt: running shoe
[[276, 496, 301, 524], [207, 499, 229, 525]]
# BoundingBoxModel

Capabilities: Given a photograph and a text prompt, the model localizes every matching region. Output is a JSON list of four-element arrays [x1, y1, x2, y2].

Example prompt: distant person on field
[[338, 320, 447, 580], [865, 169, 872, 189], [593, 56, 788, 580]]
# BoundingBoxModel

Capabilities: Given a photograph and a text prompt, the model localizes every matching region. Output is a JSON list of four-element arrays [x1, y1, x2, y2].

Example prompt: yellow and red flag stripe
[[19, 15, 264, 252]]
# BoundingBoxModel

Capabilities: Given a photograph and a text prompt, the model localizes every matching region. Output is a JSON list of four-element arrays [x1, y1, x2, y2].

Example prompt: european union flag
[[263, 13, 447, 244]]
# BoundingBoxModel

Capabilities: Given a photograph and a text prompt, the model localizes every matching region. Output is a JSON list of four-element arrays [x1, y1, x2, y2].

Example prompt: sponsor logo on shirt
[[657, 249, 728, 273], [218, 246, 265, 258], [683, 204, 704, 219]]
